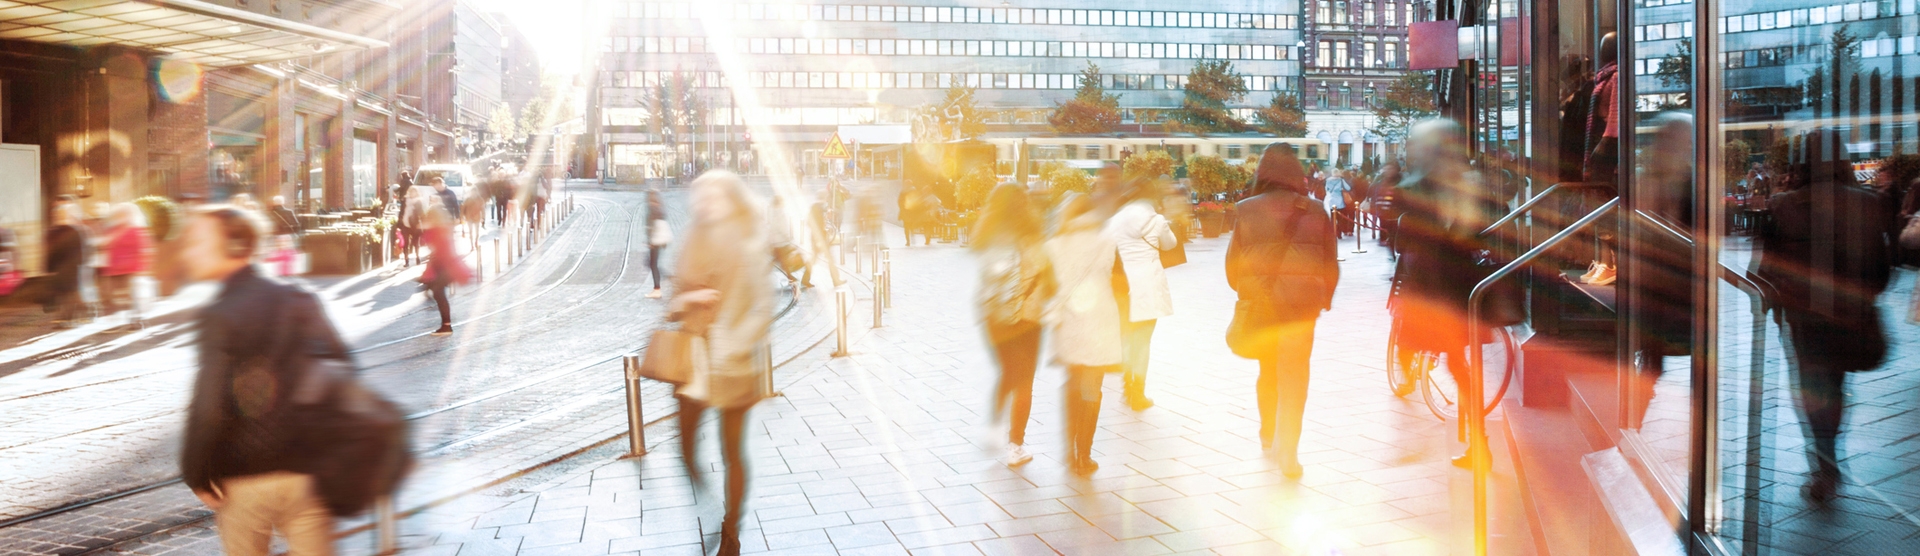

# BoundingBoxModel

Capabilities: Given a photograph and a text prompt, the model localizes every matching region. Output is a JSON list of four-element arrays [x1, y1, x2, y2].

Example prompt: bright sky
[[471, 0, 589, 75]]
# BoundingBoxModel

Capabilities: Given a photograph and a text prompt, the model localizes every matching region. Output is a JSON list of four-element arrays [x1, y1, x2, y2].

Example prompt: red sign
[[1408, 20, 1460, 70]]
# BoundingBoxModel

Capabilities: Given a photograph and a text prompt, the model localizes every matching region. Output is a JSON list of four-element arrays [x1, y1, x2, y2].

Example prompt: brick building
[[1301, 0, 1423, 167]]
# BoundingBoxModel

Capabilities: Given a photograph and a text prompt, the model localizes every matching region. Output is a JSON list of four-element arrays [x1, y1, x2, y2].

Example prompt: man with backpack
[[179, 205, 409, 555]]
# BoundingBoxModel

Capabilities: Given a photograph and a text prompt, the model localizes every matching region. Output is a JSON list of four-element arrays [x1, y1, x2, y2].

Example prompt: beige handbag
[[638, 328, 696, 384]]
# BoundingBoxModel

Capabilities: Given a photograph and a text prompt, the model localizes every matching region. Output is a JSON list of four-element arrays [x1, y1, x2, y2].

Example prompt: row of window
[[1313, 40, 1404, 69], [1629, 35, 1919, 75], [1711, 1, 1918, 36], [1631, 21, 1696, 42], [607, 2, 1295, 31], [604, 70, 1297, 92], [602, 36, 1297, 62], [1311, 0, 1419, 28], [603, 106, 1271, 128]]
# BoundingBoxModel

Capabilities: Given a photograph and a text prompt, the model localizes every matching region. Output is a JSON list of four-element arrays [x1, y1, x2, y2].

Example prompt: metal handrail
[[1463, 197, 1619, 555], [1479, 182, 1615, 238]]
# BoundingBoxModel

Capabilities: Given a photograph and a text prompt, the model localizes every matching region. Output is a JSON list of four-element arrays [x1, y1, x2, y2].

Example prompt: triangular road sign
[[822, 133, 851, 159]]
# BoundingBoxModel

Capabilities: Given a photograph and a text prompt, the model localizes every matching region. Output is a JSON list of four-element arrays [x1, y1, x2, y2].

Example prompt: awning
[[0, 0, 387, 67]]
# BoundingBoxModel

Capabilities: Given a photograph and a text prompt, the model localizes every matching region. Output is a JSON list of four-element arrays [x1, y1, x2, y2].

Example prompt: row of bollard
[[372, 193, 575, 554]]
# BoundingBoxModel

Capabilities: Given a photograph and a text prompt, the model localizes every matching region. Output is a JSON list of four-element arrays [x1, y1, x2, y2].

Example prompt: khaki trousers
[[214, 472, 335, 556]]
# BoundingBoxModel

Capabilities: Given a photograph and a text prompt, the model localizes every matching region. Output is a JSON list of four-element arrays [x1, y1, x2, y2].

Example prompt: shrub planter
[[1198, 212, 1226, 238]]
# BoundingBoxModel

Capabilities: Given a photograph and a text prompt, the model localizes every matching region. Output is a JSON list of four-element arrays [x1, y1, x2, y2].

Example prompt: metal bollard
[[492, 238, 501, 276], [834, 286, 850, 357], [1352, 216, 1369, 254], [622, 355, 647, 457], [374, 496, 397, 554], [871, 270, 884, 328], [880, 249, 892, 308]]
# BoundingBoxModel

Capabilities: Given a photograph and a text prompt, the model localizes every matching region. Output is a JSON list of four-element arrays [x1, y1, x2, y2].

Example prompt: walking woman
[[420, 205, 472, 336], [646, 188, 669, 298], [670, 171, 773, 556], [1045, 192, 1121, 475], [1103, 176, 1178, 410], [1226, 146, 1341, 477], [972, 183, 1055, 467], [1390, 120, 1495, 466], [100, 204, 155, 328]]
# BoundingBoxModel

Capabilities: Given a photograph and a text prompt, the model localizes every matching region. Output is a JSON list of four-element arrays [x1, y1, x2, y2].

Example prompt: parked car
[[413, 164, 475, 200]]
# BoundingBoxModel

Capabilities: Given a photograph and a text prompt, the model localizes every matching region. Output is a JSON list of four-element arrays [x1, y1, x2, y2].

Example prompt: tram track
[[0, 189, 859, 556]]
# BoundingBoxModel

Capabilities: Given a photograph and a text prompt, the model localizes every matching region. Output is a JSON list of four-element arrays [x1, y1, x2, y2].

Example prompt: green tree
[[1369, 72, 1438, 143], [1255, 92, 1309, 137], [1186, 154, 1246, 198], [1803, 26, 1862, 117], [1167, 60, 1250, 134], [915, 85, 989, 143], [487, 104, 518, 143], [1652, 38, 1693, 109], [1038, 161, 1093, 207], [1123, 149, 1177, 180], [519, 74, 579, 140], [1049, 62, 1123, 134]]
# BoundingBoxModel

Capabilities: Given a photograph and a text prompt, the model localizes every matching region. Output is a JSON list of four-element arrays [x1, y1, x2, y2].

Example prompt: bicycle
[[1386, 320, 1517, 421]]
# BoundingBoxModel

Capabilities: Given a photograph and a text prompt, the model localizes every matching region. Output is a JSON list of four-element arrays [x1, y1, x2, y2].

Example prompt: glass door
[[1705, 0, 1920, 552]]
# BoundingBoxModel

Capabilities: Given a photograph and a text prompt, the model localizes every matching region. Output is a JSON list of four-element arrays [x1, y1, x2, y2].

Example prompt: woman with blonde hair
[[972, 183, 1054, 466], [669, 171, 772, 556]]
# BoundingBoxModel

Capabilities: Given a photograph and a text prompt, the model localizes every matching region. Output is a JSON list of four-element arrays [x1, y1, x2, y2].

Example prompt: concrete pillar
[[80, 51, 150, 204], [263, 75, 299, 203], [326, 94, 351, 209]]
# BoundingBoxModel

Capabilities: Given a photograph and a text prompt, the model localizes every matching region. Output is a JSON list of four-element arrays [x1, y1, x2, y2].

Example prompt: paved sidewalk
[[387, 224, 1533, 556]]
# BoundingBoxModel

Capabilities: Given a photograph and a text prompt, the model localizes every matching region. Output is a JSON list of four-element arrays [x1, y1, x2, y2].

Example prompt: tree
[[519, 74, 579, 140], [915, 85, 989, 143], [1255, 92, 1309, 137], [1369, 72, 1438, 143], [955, 168, 996, 212], [487, 105, 518, 144], [1038, 161, 1092, 207], [1122, 149, 1176, 180], [1803, 26, 1862, 117], [1186, 154, 1248, 198], [1651, 38, 1693, 109], [1049, 62, 1123, 134], [1167, 60, 1250, 134]]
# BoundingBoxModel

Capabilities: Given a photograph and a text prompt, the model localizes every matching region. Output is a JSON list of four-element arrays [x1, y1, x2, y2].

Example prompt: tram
[[981, 134, 1333, 172]]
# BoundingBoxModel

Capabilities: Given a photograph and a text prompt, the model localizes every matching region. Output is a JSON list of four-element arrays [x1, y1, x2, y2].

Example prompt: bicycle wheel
[[1421, 327, 1519, 422], [1385, 326, 1421, 398]]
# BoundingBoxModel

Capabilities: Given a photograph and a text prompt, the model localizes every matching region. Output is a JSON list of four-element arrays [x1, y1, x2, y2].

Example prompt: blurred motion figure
[[973, 183, 1055, 467]]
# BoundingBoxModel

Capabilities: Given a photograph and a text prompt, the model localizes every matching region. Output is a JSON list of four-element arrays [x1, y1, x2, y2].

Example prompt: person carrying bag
[[1223, 146, 1340, 478]]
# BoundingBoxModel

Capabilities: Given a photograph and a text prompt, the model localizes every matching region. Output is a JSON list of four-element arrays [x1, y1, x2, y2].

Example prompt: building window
[[1318, 41, 1331, 66], [1317, 1, 1330, 23], [1335, 1, 1350, 24], [1364, 42, 1376, 67], [1335, 41, 1349, 67], [1385, 1, 1396, 25]]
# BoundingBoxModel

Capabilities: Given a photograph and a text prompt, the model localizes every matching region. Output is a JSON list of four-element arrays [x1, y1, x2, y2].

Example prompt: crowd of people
[[39, 197, 155, 330]]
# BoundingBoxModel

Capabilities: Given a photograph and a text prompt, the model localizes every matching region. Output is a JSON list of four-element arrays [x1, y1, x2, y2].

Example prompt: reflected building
[[1302, 0, 1425, 167]]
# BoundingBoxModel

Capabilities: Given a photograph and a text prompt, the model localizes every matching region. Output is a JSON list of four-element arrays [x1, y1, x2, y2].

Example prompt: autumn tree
[[915, 85, 989, 143], [1368, 72, 1439, 143], [1256, 92, 1309, 137], [1049, 62, 1123, 134], [1167, 60, 1250, 134], [1122, 149, 1176, 180]]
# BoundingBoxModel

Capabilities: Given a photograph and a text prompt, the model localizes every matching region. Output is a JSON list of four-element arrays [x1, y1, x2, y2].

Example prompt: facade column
[[263, 74, 299, 204], [85, 50, 151, 203], [326, 92, 351, 209]]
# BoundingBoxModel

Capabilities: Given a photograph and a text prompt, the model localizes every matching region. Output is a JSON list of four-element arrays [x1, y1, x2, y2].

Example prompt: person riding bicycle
[[1388, 120, 1496, 468]]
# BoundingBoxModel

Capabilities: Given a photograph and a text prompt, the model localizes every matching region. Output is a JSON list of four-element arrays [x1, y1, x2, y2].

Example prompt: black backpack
[[277, 293, 413, 517]]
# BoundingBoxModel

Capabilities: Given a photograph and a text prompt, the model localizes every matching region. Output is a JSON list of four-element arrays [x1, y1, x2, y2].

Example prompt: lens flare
[[154, 59, 203, 103]]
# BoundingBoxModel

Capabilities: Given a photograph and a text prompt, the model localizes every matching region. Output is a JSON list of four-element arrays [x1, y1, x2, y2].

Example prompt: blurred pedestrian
[[1754, 129, 1894, 506], [1325, 169, 1354, 236], [1045, 192, 1121, 475], [179, 205, 343, 556], [420, 205, 471, 336], [100, 203, 154, 328], [1227, 146, 1340, 477], [972, 183, 1055, 467], [800, 200, 841, 288], [44, 202, 92, 328], [670, 171, 773, 556], [1390, 119, 1494, 467], [1102, 176, 1178, 411], [646, 188, 670, 298], [768, 194, 800, 285], [396, 185, 429, 266], [1370, 162, 1404, 248]]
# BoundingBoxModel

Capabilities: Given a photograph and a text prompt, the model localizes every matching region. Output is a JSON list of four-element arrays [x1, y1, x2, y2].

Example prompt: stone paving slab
[[388, 222, 1534, 556]]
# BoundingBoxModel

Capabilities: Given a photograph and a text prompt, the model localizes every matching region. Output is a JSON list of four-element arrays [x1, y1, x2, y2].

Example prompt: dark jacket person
[[1225, 145, 1340, 478], [180, 206, 349, 555]]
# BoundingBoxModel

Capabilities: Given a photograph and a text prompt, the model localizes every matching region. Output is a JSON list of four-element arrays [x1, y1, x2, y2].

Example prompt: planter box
[[303, 233, 369, 275], [1198, 213, 1226, 238]]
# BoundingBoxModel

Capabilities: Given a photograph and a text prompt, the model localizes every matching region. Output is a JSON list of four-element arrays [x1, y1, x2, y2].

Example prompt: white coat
[[1104, 200, 1177, 322], [1045, 214, 1123, 367]]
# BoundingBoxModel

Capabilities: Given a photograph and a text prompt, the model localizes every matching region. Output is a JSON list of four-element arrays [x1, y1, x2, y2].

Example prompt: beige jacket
[[1104, 200, 1177, 322], [1044, 214, 1122, 367], [672, 204, 773, 409]]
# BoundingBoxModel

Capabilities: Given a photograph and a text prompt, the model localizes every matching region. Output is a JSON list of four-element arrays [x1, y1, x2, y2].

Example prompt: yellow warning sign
[[822, 133, 852, 159]]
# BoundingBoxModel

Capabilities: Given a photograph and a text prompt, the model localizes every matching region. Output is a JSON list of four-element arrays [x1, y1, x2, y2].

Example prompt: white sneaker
[[1005, 444, 1033, 467]]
